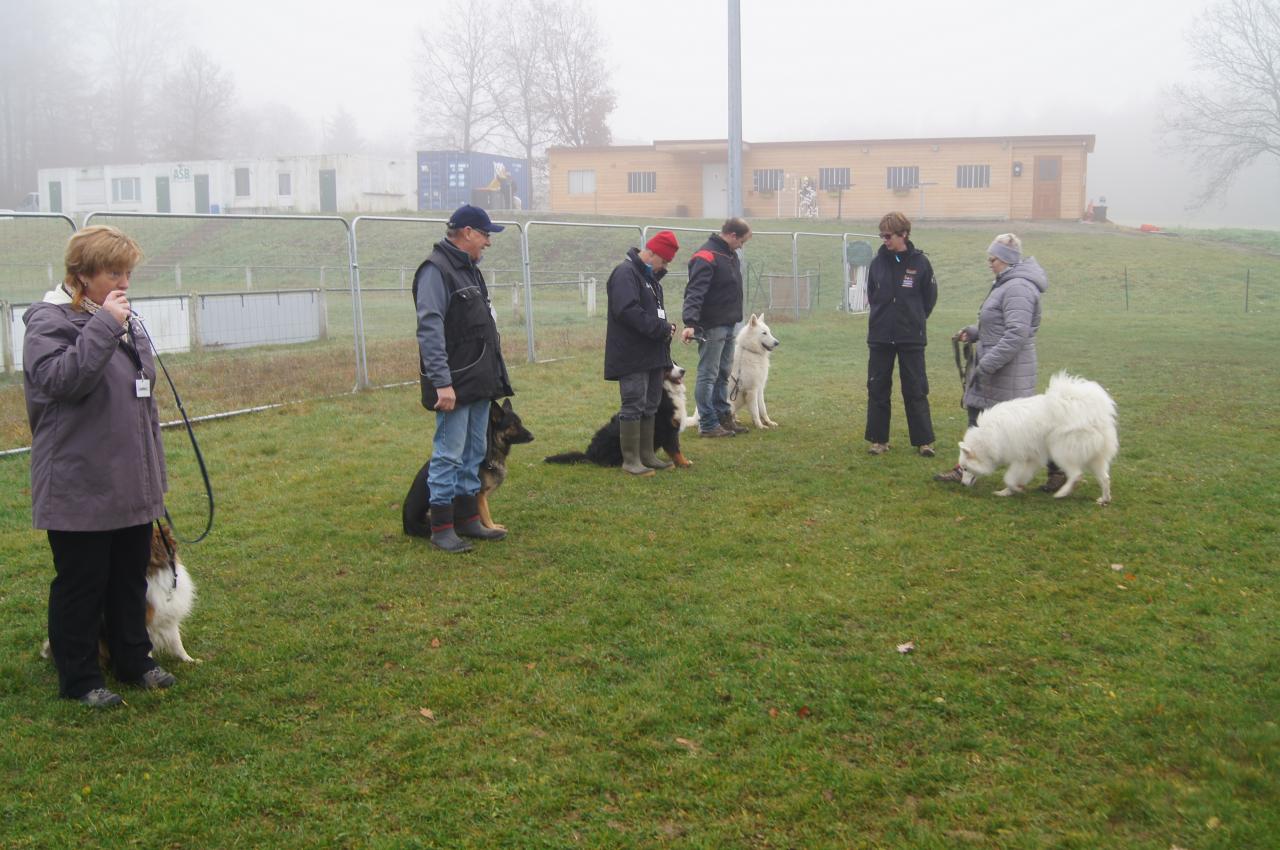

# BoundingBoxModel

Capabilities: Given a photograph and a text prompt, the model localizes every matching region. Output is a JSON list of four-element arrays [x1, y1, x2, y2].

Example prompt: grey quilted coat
[[961, 258, 1048, 410]]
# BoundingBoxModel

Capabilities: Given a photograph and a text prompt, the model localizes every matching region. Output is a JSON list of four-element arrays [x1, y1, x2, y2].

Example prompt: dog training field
[[1, 222, 1277, 848]]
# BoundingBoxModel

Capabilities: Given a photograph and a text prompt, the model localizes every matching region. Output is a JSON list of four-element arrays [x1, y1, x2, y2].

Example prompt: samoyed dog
[[957, 372, 1118, 505], [729, 313, 780, 429]]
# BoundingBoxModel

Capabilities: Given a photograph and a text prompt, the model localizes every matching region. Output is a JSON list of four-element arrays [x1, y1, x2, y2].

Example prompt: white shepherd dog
[[729, 313, 780, 429], [957, 372, 1118, 505]]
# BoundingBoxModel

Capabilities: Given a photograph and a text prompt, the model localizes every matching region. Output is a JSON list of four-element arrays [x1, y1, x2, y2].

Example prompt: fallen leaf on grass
[[674, 737, 699, 752], [1110, 563, 1125, 572], [418, 707, 436, 721], [525, 662, 536, 670], [1206, 816, 1221, 830], [768, 707, 779, 718], [430, 637, 441, 648], [896, 641, 915, 654], [796, 706, 812, 718], [1125, 573, 1137, 582]]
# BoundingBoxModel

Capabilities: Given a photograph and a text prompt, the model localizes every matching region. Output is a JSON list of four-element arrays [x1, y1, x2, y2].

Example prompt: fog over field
[[8, 0, 1278, 227]]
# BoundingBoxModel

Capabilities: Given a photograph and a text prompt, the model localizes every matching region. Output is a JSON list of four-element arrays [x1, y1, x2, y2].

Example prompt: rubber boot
[[428, 504, 473, 553], [638, 417, 673, 470], [619, 419, 655, 477], [453, 493, 506, 541]]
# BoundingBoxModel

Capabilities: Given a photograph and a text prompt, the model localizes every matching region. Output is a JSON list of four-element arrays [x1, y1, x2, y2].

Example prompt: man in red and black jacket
[[864, 211, 937, 457], [681, 217, 753, 437]]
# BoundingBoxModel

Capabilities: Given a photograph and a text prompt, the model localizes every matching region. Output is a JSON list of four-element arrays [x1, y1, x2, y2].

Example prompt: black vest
[[413, 241, 513, 408]]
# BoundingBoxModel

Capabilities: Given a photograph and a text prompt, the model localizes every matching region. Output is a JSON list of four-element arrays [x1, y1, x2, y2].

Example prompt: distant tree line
[[413, 0, 616, 208]]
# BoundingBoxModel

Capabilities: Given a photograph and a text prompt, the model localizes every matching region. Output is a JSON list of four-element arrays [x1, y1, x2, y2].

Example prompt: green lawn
[[0, 222, 1277, 848]]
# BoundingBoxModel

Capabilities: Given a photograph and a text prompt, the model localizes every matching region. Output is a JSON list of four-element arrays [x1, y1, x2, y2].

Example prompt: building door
[[702, 163, 728, 219], [1032, 156, 1062, 219], [48, 181, 62, 213], [319, 169, 338, 213], [195, 174, 210, 213], [155, 176, 171, 213]]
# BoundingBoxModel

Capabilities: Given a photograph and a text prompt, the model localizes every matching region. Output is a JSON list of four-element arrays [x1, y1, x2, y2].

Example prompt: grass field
[[0, 222, 1277, 848]]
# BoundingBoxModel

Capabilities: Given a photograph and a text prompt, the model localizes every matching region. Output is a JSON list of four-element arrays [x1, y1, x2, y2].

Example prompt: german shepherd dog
[[544, 365, 693, 469], [402, 399, 535, 538]]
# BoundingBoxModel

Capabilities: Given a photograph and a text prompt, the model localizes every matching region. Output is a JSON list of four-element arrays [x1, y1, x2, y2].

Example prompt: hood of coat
[[627, 246, 667, 281], [42, 285, 73, 305], [995, 257, 1048, 292]]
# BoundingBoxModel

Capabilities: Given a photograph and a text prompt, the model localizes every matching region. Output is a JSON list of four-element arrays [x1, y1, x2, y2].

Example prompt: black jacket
[[604, 248, 673, 380], [413, 239, 512, 408], [866, 240, 937, 347], [682, 233, 744, 330]]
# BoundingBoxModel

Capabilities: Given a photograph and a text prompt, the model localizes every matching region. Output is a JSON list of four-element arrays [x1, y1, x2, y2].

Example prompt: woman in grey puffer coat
[[935, 234, 1062, 487]]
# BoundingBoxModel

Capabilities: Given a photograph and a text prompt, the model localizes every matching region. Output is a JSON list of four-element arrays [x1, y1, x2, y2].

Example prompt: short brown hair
[[721, 217, 751, 239], [64, 225, 143, 310], [878, 211, 911, 238]]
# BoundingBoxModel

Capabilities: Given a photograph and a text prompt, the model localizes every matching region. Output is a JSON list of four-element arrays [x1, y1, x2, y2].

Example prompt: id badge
[[135, 378, 151, 398], [657, 308, 667, 319]]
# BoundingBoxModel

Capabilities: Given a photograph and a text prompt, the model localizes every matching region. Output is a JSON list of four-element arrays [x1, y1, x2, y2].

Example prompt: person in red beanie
[[603, 231, 680, 476]]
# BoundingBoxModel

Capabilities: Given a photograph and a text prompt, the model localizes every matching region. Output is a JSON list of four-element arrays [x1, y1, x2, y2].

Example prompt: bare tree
[[538, 0, 616, 147], [323, 106, 364, 153], [488, 4, 558, 207], [96, 0, 177, 162], [1164, 0, 1280, 207], [157, 48, 236, 160], [226, 102, 319, 157], [414, 2, 498, 152]]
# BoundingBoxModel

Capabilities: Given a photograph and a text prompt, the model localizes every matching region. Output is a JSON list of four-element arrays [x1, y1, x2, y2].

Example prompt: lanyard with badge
[[117, 319, 151, 398]]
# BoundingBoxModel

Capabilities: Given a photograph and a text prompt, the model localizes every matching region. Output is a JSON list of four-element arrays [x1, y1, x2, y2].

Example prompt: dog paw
[[1096, 496, 1111, 506], [994, 487, 1022, 497]]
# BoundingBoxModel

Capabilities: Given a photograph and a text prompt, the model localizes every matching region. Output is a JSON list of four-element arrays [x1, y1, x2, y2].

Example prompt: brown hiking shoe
[[699, 426, 736, 438], [867, 442, 890, 455], [918, 444, 936, 458], [720, 417, 748, 435], [1039, 470, 1068, 492]]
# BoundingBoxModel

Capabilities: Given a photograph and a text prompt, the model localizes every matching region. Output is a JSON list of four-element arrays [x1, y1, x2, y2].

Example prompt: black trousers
[[47, 524, 156, 698], [865, 343, 935, 446]]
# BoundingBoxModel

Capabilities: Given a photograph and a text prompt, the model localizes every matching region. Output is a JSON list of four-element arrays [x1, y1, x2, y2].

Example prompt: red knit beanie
[[645, 230, 679, 263]]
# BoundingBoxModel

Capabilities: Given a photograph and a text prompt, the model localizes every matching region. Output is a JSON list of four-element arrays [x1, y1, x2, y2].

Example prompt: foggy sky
[[149, 0, 1279, 227]]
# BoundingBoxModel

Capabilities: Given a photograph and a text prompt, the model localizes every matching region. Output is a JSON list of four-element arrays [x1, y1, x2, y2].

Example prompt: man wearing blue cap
[[412, 205, 514, 553]]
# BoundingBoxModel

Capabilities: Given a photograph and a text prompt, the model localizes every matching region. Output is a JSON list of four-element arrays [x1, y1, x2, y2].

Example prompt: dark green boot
[[638, 417, 673, 469], [619, 419, 655, 477]]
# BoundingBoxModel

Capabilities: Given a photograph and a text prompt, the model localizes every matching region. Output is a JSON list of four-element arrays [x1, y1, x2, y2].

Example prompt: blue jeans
[[695, 324, 735, 431], [428, 398, 489, 505]]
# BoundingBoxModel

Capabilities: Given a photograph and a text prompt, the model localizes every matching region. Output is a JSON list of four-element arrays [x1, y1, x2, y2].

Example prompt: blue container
[[417, 150, 530, 212]]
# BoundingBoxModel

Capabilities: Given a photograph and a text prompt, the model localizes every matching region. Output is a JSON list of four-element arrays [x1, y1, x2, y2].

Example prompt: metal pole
[[727, 0, 743, 217]]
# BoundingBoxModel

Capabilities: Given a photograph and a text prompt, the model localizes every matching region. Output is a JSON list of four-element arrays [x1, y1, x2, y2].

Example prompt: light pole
[[727, 0, 743, 217]]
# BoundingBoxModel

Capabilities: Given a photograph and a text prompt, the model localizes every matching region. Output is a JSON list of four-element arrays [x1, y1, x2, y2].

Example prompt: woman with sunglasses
[[863, 211, 937, 457]]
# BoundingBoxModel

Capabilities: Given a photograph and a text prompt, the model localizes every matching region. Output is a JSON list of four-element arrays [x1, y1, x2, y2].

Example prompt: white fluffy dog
[[958, 372, 1118, 505], [728, 313, 780, 429]]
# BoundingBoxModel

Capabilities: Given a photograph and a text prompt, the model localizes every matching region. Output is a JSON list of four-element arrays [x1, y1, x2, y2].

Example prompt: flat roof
[[551, 134, 1096, 154]]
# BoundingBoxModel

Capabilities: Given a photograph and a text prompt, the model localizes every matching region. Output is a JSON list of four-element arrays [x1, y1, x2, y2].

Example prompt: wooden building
[[547, 134, 1094, 221]]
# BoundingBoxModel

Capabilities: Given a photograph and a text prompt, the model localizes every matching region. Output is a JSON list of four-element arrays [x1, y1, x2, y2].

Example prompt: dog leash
[[155, 518, 178, 590], [952, 337, 974, 409], [132, 314, 215, 544]]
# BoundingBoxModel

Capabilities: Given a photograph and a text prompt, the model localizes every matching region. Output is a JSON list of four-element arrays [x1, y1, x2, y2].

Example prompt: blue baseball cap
[[447, 204, 505, 233]]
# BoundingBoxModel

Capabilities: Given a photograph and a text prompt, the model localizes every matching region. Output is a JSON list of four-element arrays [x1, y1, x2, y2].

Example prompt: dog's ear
[[748, 313, 759, 325], [502, 398, 513, 414], [959, 443, 975, 460]]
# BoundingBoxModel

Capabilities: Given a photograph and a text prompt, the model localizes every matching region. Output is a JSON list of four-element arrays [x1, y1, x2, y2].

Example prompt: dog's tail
[[543, 451, 591, 464]]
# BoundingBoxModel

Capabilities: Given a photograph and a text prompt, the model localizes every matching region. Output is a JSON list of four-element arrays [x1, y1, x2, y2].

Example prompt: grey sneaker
[[139, 667, 176, 690], [934, 466, 964, 483], [79, 687, 124, 707], [867, 442, 890, 455], [699, 426, 735, 438], [918, 444, 936, 458]]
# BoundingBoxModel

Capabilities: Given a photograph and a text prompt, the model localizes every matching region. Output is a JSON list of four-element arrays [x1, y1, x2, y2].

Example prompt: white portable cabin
[[36, 154, 415, 216]]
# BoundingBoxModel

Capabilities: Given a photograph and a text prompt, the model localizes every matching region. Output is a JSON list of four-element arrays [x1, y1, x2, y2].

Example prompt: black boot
[[453, 494, 506, 541], [428, 504, 473, 553]]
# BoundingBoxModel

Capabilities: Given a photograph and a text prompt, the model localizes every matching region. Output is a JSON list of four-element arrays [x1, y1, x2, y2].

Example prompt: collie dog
[[41, 523, 199, 664], [958, 372, 1118, 505]]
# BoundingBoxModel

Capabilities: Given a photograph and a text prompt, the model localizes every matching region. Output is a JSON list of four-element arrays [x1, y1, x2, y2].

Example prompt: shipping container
[[416, 150, 529, 213]]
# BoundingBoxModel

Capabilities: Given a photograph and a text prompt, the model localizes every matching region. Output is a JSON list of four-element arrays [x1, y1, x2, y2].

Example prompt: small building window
[[234, 167, 251, 197], [568, 169, 596, 195], [278, 172, 292, 196], [886, 166, 919, 190], [111, 177, 141, 203], [753, 169, 784, 192], [627, 171, 656, 193], [818, 167, 851, 190], [448, 161, 468, 188], [956, 165, 991, 189]]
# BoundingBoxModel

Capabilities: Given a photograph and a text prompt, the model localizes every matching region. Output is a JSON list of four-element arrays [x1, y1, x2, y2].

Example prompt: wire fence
[[0, 210, 1275, 451]]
